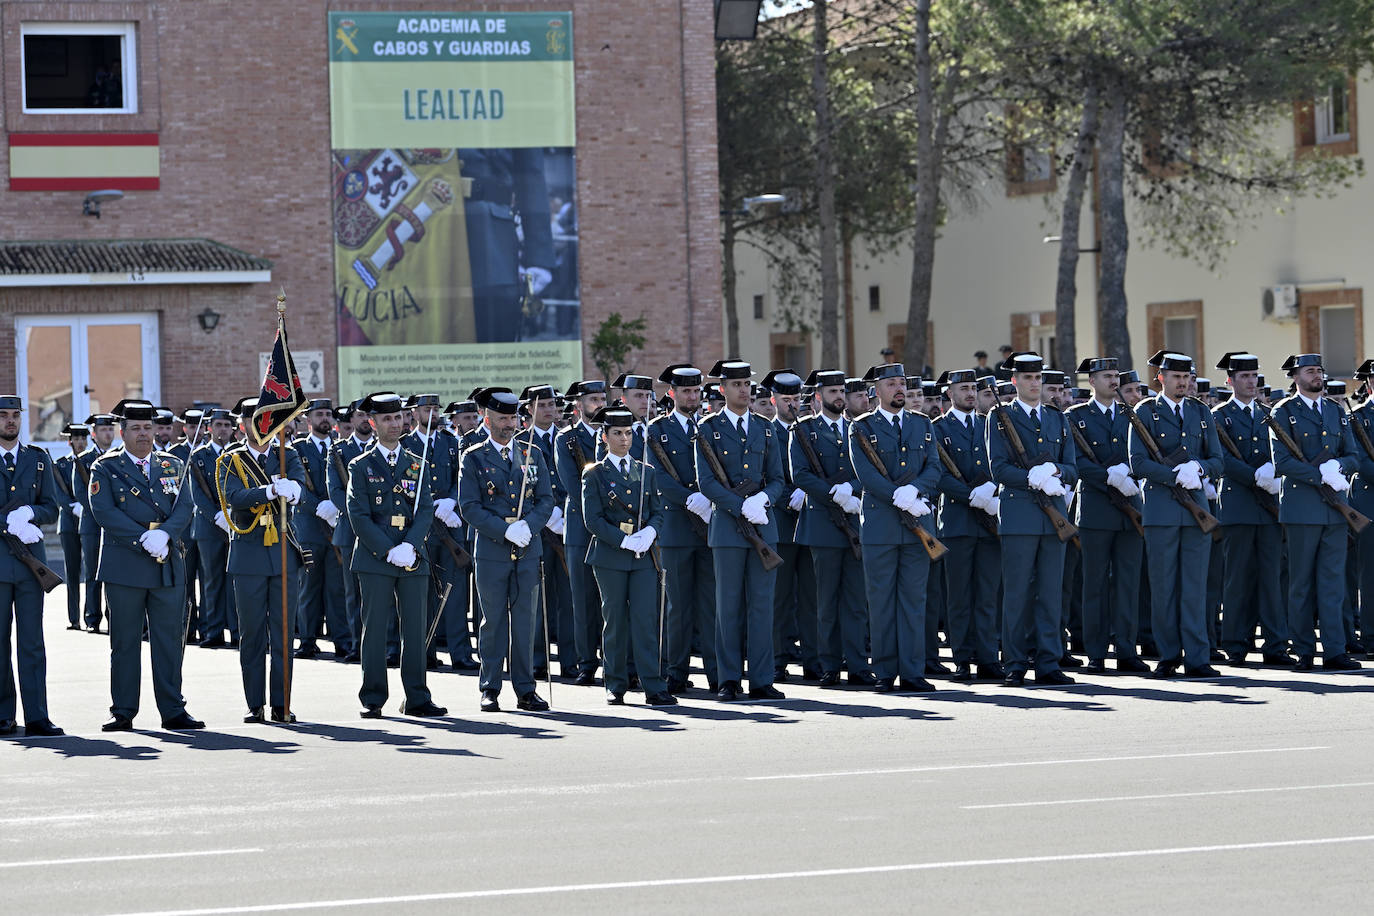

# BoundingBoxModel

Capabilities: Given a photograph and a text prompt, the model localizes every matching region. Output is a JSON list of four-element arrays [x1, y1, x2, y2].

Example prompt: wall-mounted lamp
[[197, 307, 222, 333]]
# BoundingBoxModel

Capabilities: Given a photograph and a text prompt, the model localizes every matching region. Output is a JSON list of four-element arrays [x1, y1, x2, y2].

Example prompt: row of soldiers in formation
[[1, 345, 1370, 737]]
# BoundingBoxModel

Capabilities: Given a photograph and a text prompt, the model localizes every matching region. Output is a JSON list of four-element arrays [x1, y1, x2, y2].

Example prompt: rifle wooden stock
[[1115, 394, 1220, 535], [695, 437, 784, 571], [1066, 422, 1145, 536], [0, 531, 63, 592], [1211, 421, 1280, 521], [933, 439, 1000, 538], [988, 405, 1080, 545], [851, 425, 947, 561], [794, 422, 864, 559], [647, 436, 710, 542], [1262, 412, 1371, 534]]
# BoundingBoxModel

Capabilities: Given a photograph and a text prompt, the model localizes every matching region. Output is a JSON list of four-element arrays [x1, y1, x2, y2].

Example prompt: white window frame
[[20, 22, 138, 115], [1315, 81, 1351, 145]]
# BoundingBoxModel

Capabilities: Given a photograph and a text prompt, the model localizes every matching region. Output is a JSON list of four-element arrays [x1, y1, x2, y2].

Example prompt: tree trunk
[[1096, 78, 1132, 368], [723, 216, 740, 359], [1053, 80, 1100, 372], [904, 0, 938, 376], [811, 0, 840, 370]]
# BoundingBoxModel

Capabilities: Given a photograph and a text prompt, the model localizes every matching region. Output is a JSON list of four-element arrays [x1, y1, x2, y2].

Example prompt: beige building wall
[[733, 73, 1370, 386]]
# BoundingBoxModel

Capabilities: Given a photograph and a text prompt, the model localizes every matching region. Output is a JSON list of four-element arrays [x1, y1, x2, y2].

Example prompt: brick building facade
[[0, 0, 721, 444]]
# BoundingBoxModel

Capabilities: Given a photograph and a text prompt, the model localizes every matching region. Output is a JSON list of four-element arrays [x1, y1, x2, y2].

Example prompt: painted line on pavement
[[102, 834, 1374, 914], [963, 781, 1374, 809], [0, 848, 261, 870], [746, 746, 1330, 781]]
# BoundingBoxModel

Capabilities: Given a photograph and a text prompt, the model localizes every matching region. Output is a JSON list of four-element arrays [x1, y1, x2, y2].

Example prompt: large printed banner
[[329, 11, 581, 403]]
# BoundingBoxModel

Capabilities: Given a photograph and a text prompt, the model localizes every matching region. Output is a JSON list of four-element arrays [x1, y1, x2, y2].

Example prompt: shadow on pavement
[[151, 729, 301, 754], [11, 734, 162, 760], [663, 703, 801, 725], [537, 709, 687, 733], [919, 688, 1113, 713], [410, 716, 562, 741], [1045, 682, 1266, 706], [1214, 674, 1374, 695], [771, 697, 955, 722]]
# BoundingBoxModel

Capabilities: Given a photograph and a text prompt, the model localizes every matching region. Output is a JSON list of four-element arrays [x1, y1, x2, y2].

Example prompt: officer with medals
[[458, 388, 554, 712], [90, 401, 203, 732], [647, 365, 718, 694], [328, 402, 376, 664], [1128, 351, 1225, 678], [1271, 353, 1362, 671], [402, 393, 461, 670], [73, 413, 116, 633], [987, 352, 1078, 687], [764, 369, 820, 682], [554, 380, 606, 685], [581, 405, 675, 706], [292, 398, 349, 660], [696, 360, 786, 701], [55, 423, 89, 631], [217, 397, 308, 723], [933, 368, 1003, 682], [791, 369, 870, 687], [1213, 353, 1289, 666], [0, 395, 63, 736], [188, 408, 237, 647], [848, 363, 939, 693], [1068, 357, 1149, 674], [344, 393, 445, 718], [516, 385, 570, 678]]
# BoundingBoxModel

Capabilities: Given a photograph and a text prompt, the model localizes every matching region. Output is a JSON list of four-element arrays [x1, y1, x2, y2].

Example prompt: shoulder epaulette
[[461, 440, 488, 457]]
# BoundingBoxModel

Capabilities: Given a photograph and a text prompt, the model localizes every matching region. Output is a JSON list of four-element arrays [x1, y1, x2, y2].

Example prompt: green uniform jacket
[[345, 445, 434, 577], [88, 450, 193, 588], [581, 457, 663, 572]]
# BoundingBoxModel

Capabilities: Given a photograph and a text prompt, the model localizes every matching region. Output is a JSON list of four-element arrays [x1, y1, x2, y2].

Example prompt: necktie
[[318, 440, 327, 460], [1032, 407, 1040, 425], [138, 458, 150, 480], [2, 453, 13, 474], [737, 417, 746, 438], [891, 415, 901, 434], [256, 453, 267, 472], [964, 414, 973, 432], [1176, 403, 1184, 424]]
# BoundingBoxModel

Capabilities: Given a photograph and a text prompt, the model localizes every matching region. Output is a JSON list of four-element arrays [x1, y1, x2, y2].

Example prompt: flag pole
[[276, 291, 292, 720]]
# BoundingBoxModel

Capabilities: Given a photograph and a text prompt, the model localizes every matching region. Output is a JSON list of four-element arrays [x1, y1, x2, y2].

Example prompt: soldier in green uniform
[[90, 401, 203, 732], [291, 398, 348, 660], [402, 393, 461, 671], [55, 423, 88, 631], [458, 388, 554, 712], [1127, 351, 1225, 678], [188, 409, 238, 647], [439, 399, 480, 671], [554, 380, 606, 684], [1271, 354, 1362, 670], [581, 406, 674, 706], [329, 403, 376, 664], [764, 370, 819, 681], [74, 413, 116, 633]]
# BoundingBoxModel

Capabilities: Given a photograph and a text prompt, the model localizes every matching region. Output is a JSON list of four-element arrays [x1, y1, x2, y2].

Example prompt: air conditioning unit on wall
[[1261, 284, 1299, 322]]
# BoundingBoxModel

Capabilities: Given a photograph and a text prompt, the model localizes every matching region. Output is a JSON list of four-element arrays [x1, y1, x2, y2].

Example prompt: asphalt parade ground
[[5, 585, 1374, 914]]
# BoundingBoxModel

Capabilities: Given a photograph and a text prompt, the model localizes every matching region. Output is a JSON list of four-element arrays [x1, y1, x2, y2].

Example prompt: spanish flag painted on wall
[[8, 133, 159, 191]]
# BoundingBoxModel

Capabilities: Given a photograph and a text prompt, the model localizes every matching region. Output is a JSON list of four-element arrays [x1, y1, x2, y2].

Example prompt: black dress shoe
[[426, 654, 442, 671], [1209, 648, 1227, 662], [1082, 659, 1108, 674], [23, 719, 64, 737], [1183, 665, 1222, 678], [360, 705, 384, 719], [1293, 655, 1316, 672], [646, 691, 678, 706], [800, 666, 824, 681], [667, 678, 693, 695], [480, 691, 500, 713], [1323, 653, 1362, 671], [162, 712, 205, 730], [707, 680, 720, 693], [1227, 651, 1250, 668], [773, 666, 790, 682], [1058, 654, 1082, 669], [575, 671, 596, 687], [1262, 652, 1295, 667], [976, 663, 1007, 681], [386, 652, 400, 669], [1349, 640, 1369, 655], [749, 684, 786, 700], [101, 715, 133, 732], [516, 692, 549, 712], [343, 651, 361, 664], [818, 671, 841, 687], [270, 707, 297, 723], [925, 661, 951, 676], [452, 655, 480, 671], [402, 700, 448, 717], [951, 663, 973, 683], [86, 625, 101, 634], [847, 671, 878, 688], [873, 678, 897, 693], [243, 707, 265, 724], [1117, 657, 1151, 674], [1153, 660, 1180, 679], [294, 644, 320, 660], [198, 635, 226, 648], [533, 665, 548, 679], [628, 674, 641, 691], [898, 678, 936, 693], [606, 691, 626, 705], [1002, 671, 1026, 687], [1139, 640, 1160, 658], [716, 681, 741, 702], [66, 623, 82, 631], [1035, 670, 1076, 686], [227, 636, 240, 648]]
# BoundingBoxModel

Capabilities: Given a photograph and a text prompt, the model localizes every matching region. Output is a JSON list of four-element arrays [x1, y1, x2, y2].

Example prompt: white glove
[[139, 528, 170, 560], [892, 484, 920, 511], [968, 490, 989, 511], [1173, 461, 1202, 491], [908, 496, 933, 517], [6, 506, 34, 527], [1107, 462, 1132, 481], [545, 505, 564, 531], [434, 497, 457, 518], [619, 534, 637, 552], [520, 266, 553, 295], [637, 525, 657, 549], [1027, 462, 1058, 492], [1039, 477, 1067, 498], [981, 497, 1000, 517], [1254, 461, 1276, 488], [686, 491, 712, 520], [268, 477, 301, 505], [504, 519, 533, 547], [842, 494, 863, 515], [386, 541, 417, 568], [547, 515, 564, 536], [741, 492, 769, 526], [214, 510, 230, 535], [1204, 479, 1218, 501], [1319, 459, 1342, 478], [829, 481, 854, 504], [70, 502, 83, 519], [315, 498, 341, 523], [1109, 474, 1141, 498], [788, 488, 807, 511], [970, 481, 996, 504], [1322, 465, 1351, 493], [12, 522, 42, 545]]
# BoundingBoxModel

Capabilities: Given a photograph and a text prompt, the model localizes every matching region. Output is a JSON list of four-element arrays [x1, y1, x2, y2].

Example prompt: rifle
[[1263, 407, 1370, 534], [794, 419, 864, 559], [988, 404, 1081, 545], [695, 435, 784, 571], [54, 457, 77, 503], [647, 434, 711, 541], [933, 439, 1000, 537], [0, 491, 63, 592], [73, 450, 94, 501], [1066, 420, 1145, 536], [1211, 412, 1280, 522], [1114, 392, 1220, 535], [851, 421, 948, 561]]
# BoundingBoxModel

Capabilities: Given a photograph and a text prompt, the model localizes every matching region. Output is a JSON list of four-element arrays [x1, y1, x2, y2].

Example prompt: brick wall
[[0, 0, 722, 408]]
